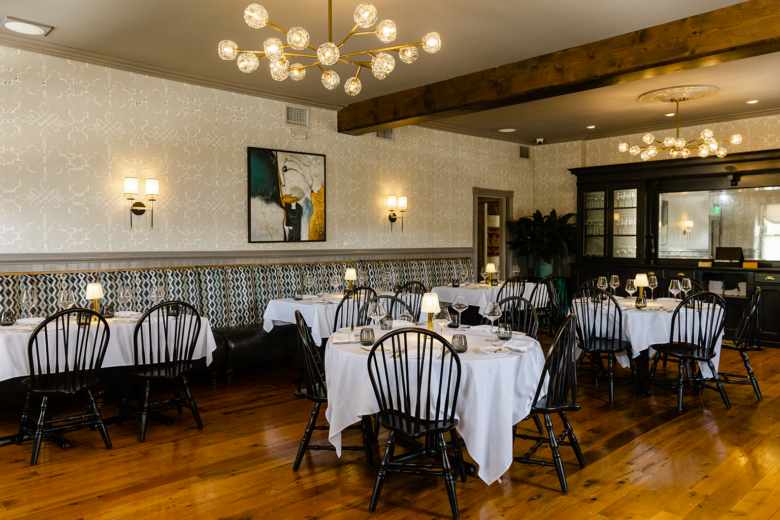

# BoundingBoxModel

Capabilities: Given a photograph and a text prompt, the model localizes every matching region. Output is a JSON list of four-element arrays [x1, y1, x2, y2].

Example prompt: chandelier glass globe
[[731, 134, 743, 145], [663, 137, 675, 148], [322, 70, 340, 90], [289, 63, 306, 81], [629, 146, 641, 156], [354, 3, 378, 27], [376, 20, 397, 43], [675, 138, 686, 148], [699, 145, 710, 158], [270, 57, 289, 81], [287, 27, 310, 50], [245, 4, 269, 29], [399, 47, 418, 64], [264, 38, 284, 59], [422, 32, 441, 53], [237, 52, 260, 73], [218, 40, 238, 60], [618, 143, 628, 153], [371, 52, 395, 79], [344, 77, 362, 96], [717, 147, 728, 158], [317, 42, 340, 66], [642, 133, 654, 144], [701, 128, 714, 139]]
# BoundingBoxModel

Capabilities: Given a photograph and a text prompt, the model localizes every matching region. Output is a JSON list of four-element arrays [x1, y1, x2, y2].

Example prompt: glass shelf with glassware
[[583, 191, 605, 258]]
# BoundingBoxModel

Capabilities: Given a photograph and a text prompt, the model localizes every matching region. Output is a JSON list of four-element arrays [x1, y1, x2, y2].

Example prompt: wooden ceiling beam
[[337, 0, 780, 135]]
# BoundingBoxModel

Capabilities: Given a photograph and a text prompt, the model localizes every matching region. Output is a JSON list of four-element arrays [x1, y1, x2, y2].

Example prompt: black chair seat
[[127, 363, 193, 379], [581, 338, 632, 354], [652, 342, 717, 361], [531, 396, 581, 414], [21, 377, 99, 396], [378, 410, 459, 439], [294, 384, 327, 403]]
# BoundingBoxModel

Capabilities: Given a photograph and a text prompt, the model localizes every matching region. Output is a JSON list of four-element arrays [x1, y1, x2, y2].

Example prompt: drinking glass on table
[[304, 274, 315, 296], [358, 271, 369, 287], [625, 279, 636, 299], [381, 271, 392, 291], [512, 265, 520, 277], [368, 302, 386, 325], [681, 278, 692, 300], [597, 276, 608, 293], [669, 279, 681, 300], [330, 275, 342, 295], [149, 286, 165, 307], [609, 275, 620, 296], [648, 275, 658, 300], [480, 268, 488, 285], [121, 286, 135, 311], [452, 295, 469, 331], [483, 302, 502, 343], [57, 289, 76, 311], [433, 307, 451, 334], [22, 289, 37, 318], [459, 268, 469, 286], [398, 310, 413, 323]]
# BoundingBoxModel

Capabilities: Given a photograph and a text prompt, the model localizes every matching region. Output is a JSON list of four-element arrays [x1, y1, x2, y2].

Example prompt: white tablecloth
[[600, 297, 723, 377], [324, 324, 545, 485], [433, 283, 542, 315], [0, 317, 217, 382]]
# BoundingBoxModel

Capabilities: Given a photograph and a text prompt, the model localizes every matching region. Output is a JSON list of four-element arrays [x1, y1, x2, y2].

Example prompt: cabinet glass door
[[612, 188, 637, 259], [583, 191, 605, 258]]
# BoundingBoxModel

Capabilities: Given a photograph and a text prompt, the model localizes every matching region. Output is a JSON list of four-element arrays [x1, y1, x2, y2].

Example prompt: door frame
[[472, 188, 514, 282]]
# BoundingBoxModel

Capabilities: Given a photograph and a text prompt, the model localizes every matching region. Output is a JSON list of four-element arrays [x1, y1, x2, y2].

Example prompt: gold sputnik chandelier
[[618, 85, 742, 161], [218, 1, 441, 96]]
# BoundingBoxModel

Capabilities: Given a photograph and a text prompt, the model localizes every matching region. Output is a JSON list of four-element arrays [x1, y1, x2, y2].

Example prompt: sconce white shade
[[387, 195, 397, 209], [634, 274, 649, 287], [684, 220, 693, 229], [124, 177, 138, 195], [420, 293, 440, 314], [398, 196, 407, 210], [344, 268, 357, 281], [485, 263, 498, 274], [85, 283, 104, 300], [146, 178, 159, 196]]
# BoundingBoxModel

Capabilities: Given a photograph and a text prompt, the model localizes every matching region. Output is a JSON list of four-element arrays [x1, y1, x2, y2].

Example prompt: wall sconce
[[388, 195, 407, 231], [124, 177, 159, 229], [682, 220, 693, 240]]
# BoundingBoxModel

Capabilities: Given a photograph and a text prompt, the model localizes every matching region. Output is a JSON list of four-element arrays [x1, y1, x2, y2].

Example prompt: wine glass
[[304, 273, 315, 296], [330, 275, 341, 295], [22, 289, 37, 318], [669, 279, 681, 300], [648, 275, 658, 300], [381, 271, 392, 291], [480, 268, 488, 285], [398, 310, 413, 322], [459, 268, 469, 286], [57, 289, 76, 311], [609, 275, 620, 297], [149, 286, 164, 308], [433, 307, 451, 334], [625, 279, 636, 298], [368, 301, 386, 325], [452, 295, 469, 331], [597, 276, 608, 293], [681, 278, 692, 300], [512, 265, 520, 277], [358, 271, 369, 287], [483, 302, 502, 343]]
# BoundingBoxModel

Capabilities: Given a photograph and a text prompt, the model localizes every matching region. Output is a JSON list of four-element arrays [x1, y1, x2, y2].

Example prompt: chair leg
[[439, 433, 460, 519], [741, 351, 762, 401], [559, 411, 585, 467], [449, 429, 467, 483], [173, 380, 184, 414], [532, 413, 544, 434], [627, 349, 641, 396], [647, 352, 661, 396], [181, 375, 203, 429], [117, 383, 132, 427], [708, 360, 732, 410], [543, 414, 568, 493], [361, 415, 374, 471], [369, 431, 396, 513], [139, 380, 151, 442], [17, 391, 32, 445], [676, 357, 685, 411], [30, 396, 48, 466], [607, 353, 615, 404], [293, 402, 321, 471], [87, 390, 112, 450]]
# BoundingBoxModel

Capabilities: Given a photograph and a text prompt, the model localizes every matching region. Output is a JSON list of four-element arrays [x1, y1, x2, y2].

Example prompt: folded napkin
[[502, 338, 534, 353], [332, 332, 358, 344], [114, 311, 142, 318]]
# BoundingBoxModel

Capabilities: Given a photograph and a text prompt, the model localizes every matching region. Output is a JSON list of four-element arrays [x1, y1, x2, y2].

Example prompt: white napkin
[[0, 325, 34, 332], [332, 332, 358, 344], [470, 325, 494, 332], [17, 318, 45, 325], [114, 311, 142, 318], [503, 338, 533, 353]]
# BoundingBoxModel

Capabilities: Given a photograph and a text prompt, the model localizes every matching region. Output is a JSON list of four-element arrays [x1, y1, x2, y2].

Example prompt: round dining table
[[324, 323, 546, 485]]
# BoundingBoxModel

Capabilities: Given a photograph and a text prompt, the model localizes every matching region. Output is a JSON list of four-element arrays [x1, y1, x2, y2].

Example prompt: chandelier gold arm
[[337, 24, 361, 48], [339, 43, 420, 58], [339, 58, 371, 67], [354, 66, 361, 80], [316, 62, 326, 72], [328, 0, 333, 42], [282, 52, 319, 58], [351, 31, 377, 36], [237, 50, 268, 57], [266, 21, 288, 34], [289, 62, 322, 71]]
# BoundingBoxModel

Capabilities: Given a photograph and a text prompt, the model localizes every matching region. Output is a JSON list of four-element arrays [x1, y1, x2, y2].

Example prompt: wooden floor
[[0, 345, 779, 520]]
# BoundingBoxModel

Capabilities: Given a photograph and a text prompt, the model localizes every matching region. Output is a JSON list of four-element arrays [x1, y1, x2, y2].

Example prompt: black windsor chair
[[646, 292, 730, 411], [292, 311, 374, 471], [117, 301, 203, 441], [17, 308, 112, 465], [394, 281, 427, 322], [482, 297, 539, 340], [358, 295, 414, 324], [333, 287, 377, 333], [497, 276, 526, 301], [570, 287, 641, 403], [512, 314, 585, 493], [367, 328, 464, 519], [719, 287, 763, 400]]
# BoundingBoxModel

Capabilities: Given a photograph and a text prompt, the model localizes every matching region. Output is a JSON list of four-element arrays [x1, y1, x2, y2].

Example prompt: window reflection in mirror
[[659, 187, 780, 260]]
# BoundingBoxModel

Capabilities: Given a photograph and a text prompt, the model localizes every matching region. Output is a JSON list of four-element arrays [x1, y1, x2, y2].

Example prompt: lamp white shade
[[146, 178, 159, 196], [124, 177, 138, 195], [387, 195, 397, 209], [485, 263, 497, 273], [85, 283, 104, 299], [420, 293, 440, 314], [398, 196, 407, 210], [344, 268, 357, 281], [634, 274, 649, 287]]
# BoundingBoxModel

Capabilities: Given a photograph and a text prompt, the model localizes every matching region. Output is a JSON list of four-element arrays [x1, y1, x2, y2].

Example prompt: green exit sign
[[713, 205, 721, 215]]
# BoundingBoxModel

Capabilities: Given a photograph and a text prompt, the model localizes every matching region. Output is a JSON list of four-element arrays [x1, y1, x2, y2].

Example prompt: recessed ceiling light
[[497, 128, 516, 133], [586, 125, 595, 129], [747, 100, 759, 104], [665, 113, 675, 117], [1, 17, 53, 36]]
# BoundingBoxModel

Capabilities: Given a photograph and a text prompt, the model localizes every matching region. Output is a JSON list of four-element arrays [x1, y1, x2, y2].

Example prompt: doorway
[[472, 188, 514, 282]]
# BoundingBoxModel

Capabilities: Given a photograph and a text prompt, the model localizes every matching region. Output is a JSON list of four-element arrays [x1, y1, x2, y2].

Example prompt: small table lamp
[[85, 282, 104, 318], [634, 274, 649, 310], [420, 293, 440, 331], [486, 263, 497, 286], [345, 268, 357, 292]]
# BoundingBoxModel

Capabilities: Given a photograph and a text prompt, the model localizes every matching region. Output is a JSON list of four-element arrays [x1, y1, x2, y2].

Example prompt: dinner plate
[[479, 346, 512, 356], [338, 326, 366, 333], [310, 301, 329, 306]]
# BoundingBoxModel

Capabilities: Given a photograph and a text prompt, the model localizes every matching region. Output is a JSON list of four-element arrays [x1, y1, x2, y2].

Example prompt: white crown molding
[[0, 34, 346, 112]]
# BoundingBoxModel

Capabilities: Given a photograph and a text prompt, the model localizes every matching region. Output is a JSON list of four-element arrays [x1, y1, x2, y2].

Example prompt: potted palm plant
[[507, 209, 577, 277]]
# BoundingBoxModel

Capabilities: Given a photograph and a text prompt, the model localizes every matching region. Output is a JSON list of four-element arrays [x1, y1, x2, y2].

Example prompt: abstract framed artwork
[[247, 147, 326, 243]]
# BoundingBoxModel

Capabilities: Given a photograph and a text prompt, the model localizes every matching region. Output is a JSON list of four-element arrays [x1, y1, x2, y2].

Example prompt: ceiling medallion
[[618, 85, 742, 161], [218, 2, 441, 97]]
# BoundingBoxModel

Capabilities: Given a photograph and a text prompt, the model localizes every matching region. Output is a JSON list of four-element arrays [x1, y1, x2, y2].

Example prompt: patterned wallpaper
[[533, 114, 780, 216], [0, 45, 534, 254]]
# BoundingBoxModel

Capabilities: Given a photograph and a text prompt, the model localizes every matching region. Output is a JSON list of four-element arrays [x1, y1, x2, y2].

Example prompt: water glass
[[304, 274, 315, 295], [625, 279, 636, 298], [57, 289, 76, 311], [0, 310, 15, 326], [358, 271, 369, 287], [433, 308, 451, 334], [483, 302, 502, 343], [330, 275, 341, 294], [452, 334, 468, 353], [368, 302, 386, 325], [597, 276, 608, 293], [648, 275, 658, 300], [22, 289, 37, 318], [452, 295, 469, 331], [669, 279, 681, 299], [359, 328, 375, 346], [609, 275, 620, 296]]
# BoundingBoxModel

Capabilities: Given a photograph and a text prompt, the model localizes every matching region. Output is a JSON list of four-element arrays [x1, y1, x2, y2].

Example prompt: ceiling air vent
[[286, 106, 308, 127], [376, 129, 394, 140], [519, 145, 530, 159]]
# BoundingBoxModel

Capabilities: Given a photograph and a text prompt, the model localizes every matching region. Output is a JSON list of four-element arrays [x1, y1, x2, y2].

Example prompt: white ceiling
[[1, 0, 769, 142]]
